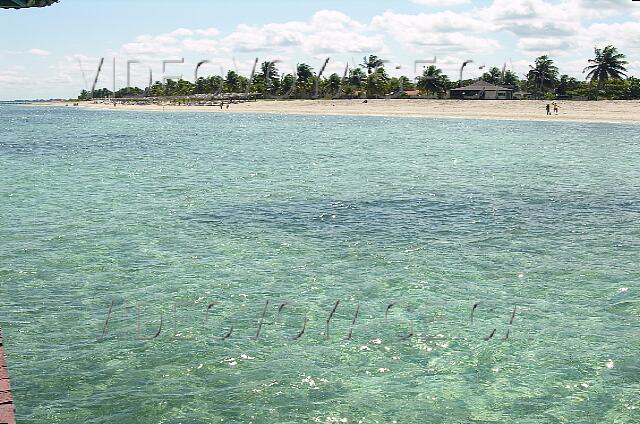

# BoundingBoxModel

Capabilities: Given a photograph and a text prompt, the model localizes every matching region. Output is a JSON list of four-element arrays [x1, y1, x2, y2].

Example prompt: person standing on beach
[[553, 102, 559, 115], [546, 103, 551, 115]]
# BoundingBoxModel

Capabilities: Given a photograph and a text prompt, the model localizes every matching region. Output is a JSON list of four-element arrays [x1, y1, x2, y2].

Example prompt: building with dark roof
[[449, 80, 514, 100]]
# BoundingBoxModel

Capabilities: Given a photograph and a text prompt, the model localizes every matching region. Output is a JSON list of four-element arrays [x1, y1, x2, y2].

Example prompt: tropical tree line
[[79, 46, 640, 101]]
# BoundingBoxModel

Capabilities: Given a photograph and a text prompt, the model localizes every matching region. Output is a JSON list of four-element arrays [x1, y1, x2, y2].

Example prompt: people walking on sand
[[546, 103, 551, 115]]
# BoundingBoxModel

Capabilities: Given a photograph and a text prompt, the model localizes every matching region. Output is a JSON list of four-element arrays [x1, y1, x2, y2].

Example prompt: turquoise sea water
[[0, 105, 639, 423]]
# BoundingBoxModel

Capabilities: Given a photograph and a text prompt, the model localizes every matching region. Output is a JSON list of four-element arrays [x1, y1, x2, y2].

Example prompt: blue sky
[[1, 0, 639, 99]]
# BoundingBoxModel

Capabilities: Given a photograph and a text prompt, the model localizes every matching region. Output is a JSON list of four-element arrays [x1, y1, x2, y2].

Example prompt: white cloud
[[0, 70, 28, 84], [182, 38, 220, 54], [304, 32, 384, 55], [567, 0, 636, 19], [195, 27, 220, 37], [481, 0, 575, 32], [28, 48, 52, 56], [310, 9, 367, 32], [170, 28, 194, 37], [584, 22, 640, 54], [22, 2, 640, 99], [218, 11, 384, 56], [517, 37, 577, 55], [122, 34, 181, 56], [373, 10, 488, 34], [44, 63, 74, 84], [221, 23, 304, 52], [372, 11, 500, 54]]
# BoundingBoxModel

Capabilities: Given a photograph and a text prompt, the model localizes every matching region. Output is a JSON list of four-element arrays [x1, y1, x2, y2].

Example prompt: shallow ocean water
[[0, 105, 639, 423]]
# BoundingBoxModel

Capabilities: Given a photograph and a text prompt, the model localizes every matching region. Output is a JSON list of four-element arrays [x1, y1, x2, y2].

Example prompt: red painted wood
[[0, 390, 13, 404], [0, 328, 15, 424], [0, 404, 16, 424]]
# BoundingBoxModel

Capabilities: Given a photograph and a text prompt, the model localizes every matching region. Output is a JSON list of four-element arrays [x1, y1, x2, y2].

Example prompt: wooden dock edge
[[0, 327, 16, 424]]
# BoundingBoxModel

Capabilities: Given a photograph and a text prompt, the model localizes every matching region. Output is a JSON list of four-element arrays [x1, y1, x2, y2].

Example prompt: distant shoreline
[[32, 99, 640, 124]]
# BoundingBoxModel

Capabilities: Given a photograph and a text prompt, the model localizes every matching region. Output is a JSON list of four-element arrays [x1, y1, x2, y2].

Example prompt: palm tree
[[366, 67, 389, 98], [389, 76, 415, 94], [527, 55, 559, 94], [480, 67, 502, 84], [254, 61, 280, 94], [629, 77, 640, 100], [502, 70, 520, 88], [296, 63, 314, 84], [278, 74, 296, 97], [326, 73, 342, 97], [259, 61, 279, 84], [417, 66, 448, 96], [360, 55, 385, 75], [149, 81, 164, 97], [347, 68, 366, 97], [175, 79, 194, 96], [225, 71, 241, 93], [583, 45, 628, 86], [555, 74, 580, 96]]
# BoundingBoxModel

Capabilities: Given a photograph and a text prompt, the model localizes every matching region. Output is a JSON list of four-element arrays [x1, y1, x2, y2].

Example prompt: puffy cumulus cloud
[[121, 27, 224, 57], [170, 28, 194, 37], [484, 0, 552, 21], [478, 0, 634, 42], [310, 10, 367, 32], [416, 32, 501, 52], [482, 0, 638, 25], [220, 10, 384, 56], [303, 31, 384, 55], [372, 10, 488, 34], [28, 48, 52, 56], [0, 70, 28, 85], [627, 60, 640, 76], [509, 59, 535, 76], [220, 23, 304, 52], [480, 0, 638, 53], [195, 28, 220, 37], [584, 22, 640, 54], [109, 5, 637, 79], [182, 38, 220, 54], [517, 37, 577, 55], [566, 0, 637, 19], [372, 11, 500, 53], [43, 62, 76, 85], [122, 33, 182, 56], [555, 57, 593, 76], [481, 0, 575, 33]]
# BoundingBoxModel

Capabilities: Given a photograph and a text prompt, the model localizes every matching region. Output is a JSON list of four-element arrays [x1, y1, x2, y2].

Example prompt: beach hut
[[449, 80, 514, 100], [513, 91, 533, 100]]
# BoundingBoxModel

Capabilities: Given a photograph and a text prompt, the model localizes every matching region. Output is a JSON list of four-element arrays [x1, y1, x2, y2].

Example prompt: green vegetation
[[583, 45, 628, 85], [80, 46, 639, 101]]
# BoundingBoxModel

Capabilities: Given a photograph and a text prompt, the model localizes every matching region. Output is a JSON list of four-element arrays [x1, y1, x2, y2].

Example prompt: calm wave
[[1, 105, 639, 423]]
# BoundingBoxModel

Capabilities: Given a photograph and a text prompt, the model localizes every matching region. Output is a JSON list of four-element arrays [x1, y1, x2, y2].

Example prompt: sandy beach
[[36, 99, 640, 124]]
